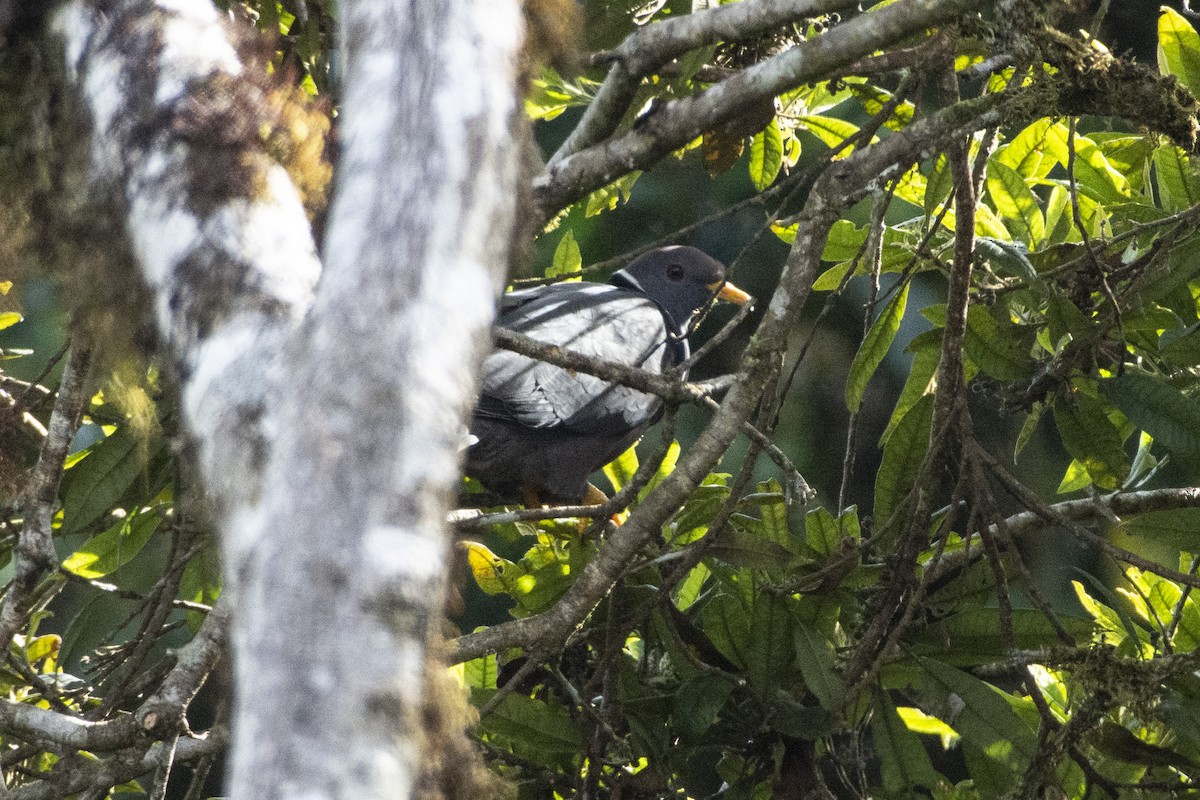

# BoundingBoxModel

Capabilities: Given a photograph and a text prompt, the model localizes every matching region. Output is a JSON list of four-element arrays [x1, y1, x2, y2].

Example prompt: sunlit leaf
[[1159, 6, 1200, 95], [986, 160, 1045, 245], [460, 541, 522, 595], [872, 688, 940, 793], [62, 508, 160, 579], [59, 427, 167, 536], [918, 658, 1039, 769], [748, 117, 783, 190], [846, 282, 909, 413], [1052, 389, 1130, 491], [548, 229, 582, 279]]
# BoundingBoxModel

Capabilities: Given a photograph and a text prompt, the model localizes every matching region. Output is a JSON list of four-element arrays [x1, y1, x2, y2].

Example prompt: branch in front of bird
[[488, 328, 814, 508], [681, 296, 755, 371], [451, 415, 679, 531], [491, 327, 721, 405]]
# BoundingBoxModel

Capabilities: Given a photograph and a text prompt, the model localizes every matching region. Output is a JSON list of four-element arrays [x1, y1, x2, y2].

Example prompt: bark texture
[[228, 1, 522, 798]]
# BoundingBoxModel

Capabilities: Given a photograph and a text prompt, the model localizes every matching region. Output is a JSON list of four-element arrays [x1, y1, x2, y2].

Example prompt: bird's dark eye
[[666, 264, 686, 282]]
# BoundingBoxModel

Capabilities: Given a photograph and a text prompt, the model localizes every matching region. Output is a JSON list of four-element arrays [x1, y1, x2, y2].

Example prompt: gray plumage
[[465, 246, 746, 503]]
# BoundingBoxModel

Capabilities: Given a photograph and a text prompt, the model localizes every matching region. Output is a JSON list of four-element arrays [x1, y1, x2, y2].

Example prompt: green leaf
[[986, 160, 1045, 245], [907, 609, 1093, 665], [882, 330, 940, 445], [918, 657, 1039, 768], [671, 482, 731, 544], [584, 171, 640, 217], [923, 152, 953, 216], [673, 562, 710, 611], [822, 220, 867, 262], [744, 593, 797, 694], [1052, 389, 1130, 491], [1045, 294, 1091, 345], [1159, 6, 1200, 95], [799, 115, 861, 153], [1119, 508, 1200, 552], [59, 427, 166, 536], [1014, 402, 1043, 462], [813, 262, 852, 291], [703, 592, 795, 695], [872, 688, 940, 793], [674, 673, 735, 741], [874, 394, 934, 537], [1094, 718, 1198, 770], [604, 443, 638, 493], [1043, 124, 1130, 204], [1153, 145, 1200, 212], [748, 117, 783, 191], [974, 238, 1038, 284], [753, 479, 793, 551], [642, 439, 680, 496], [1073, 573, 1145, 646], [460, 541, 524, 596], [476, 692, 580, 769], [793, 621, 844, 709], [548, 230, 582, 279], [771, 222, 797, 245], [1161, 326, 1200, 366], [996, 119, 1057, 180], [525, 66, 598, 121], [62, 508, 161, 579], [803, 506, 842, 558], [702, 592, 752, 671], [963, 306, 1033, 381], [846, 282, 909, 413], [708, 525, 796, 572], [461, 656, 499, 691], [1140, 231, 1200, 306], [1101, 372, 1200, 471]]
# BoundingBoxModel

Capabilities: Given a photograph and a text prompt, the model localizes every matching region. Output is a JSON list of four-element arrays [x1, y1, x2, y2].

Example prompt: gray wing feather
[[477, 285, 672, 434]]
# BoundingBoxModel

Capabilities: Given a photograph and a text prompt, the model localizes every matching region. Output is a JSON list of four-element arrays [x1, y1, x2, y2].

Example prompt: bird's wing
[[477, 285, 672, 434]]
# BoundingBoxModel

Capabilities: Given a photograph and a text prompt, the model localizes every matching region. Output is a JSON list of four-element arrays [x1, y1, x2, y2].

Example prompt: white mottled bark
[[228, 1, 522, 798], [55, 0, 522, 797], [54, 0, 321, 544]]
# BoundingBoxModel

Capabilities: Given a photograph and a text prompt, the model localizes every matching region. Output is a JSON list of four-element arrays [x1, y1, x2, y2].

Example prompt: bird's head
[[610, 246, 752, 331]]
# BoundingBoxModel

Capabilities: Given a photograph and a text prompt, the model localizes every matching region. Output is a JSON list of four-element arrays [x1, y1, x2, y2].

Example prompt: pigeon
[[465, 245, 751, 505]]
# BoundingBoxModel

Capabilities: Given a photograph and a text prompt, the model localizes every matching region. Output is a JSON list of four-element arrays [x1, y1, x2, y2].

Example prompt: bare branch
[[551, 0, 857, 164], [927, 487, 1200, 584], [7, 729, 228, 800], [0, 596, 227, 761], [0, 347, 91, 650], [534, 0, 978, 219], [493, 327, 730, 405]]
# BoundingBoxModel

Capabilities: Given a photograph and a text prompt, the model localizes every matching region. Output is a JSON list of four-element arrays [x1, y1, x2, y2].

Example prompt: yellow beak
[[708, 280, 753, 306]]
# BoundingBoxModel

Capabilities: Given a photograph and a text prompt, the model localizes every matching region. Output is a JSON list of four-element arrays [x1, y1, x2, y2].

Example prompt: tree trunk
[[227, 2, 522, 798]]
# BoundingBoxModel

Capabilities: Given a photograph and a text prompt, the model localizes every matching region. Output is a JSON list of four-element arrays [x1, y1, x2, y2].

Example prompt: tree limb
[[534, 0, 979, 219], [551, 0, 857, 164]]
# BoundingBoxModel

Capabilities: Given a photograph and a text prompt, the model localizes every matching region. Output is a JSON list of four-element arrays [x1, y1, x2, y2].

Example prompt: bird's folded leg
[[519, 483, 624, 526], [520, 485, 543, 512], [582, 482, 626, 526]]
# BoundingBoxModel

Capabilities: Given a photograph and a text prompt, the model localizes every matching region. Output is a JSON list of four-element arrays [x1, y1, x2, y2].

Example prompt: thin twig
[[11, 340, 70, 413], [1066, 118, 1124, 361], [839, 187, 891, 512], [0, 347, 92, 651]]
